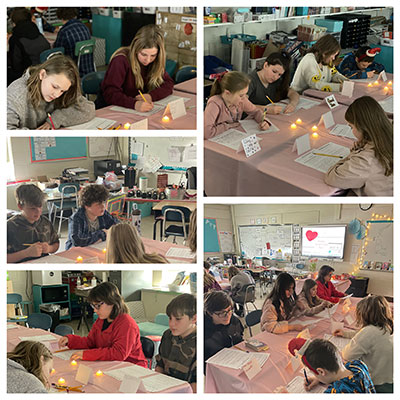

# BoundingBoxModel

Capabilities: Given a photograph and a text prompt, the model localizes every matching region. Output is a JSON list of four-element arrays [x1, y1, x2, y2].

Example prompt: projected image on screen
[[301, 225, 346, 259]]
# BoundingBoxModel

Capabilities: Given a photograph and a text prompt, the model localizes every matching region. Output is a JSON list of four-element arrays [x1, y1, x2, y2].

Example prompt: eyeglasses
[[90, 302, 104, 310], [214, 308, 233, 318]]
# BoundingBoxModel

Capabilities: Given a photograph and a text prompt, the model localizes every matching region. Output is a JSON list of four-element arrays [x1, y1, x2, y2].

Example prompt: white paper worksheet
[[379, 96, 393, 114], [67, 117, 116, 130], [140, 373, 187, 392], [110, 105, 164, 116], [323, 334, 351, 351], [286, 375, 326, 393], [315, 303, 339, 319], [240, 119, 279, 135], [105, 365, 155, 381], [295, 143, 350, 173], [329, 124, 357, 140], [276, 97, 321, 115], [206, 347, 270, 369], [19, 335, 57, 342], [290, 318, 324, 326], [166, 247, 196, 259], [154, 95, 191, 107], [208, 129, 250, 151], [53, 349, 77, 360]]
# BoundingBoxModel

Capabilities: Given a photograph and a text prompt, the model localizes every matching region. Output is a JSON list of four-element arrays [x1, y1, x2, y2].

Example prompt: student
[[204, 71, 271, 139], [65, 184, 118, 250], [105, 223, 168, 263], [187, 208, 197, 261], [247, 52, 299, 114], [7, 184, 59, 263], [54, 8, 95, 77], [334, 295, 393, 393], [338, 46, 384, 79], [7, 341, 53, 393], [96, 24, 173, 110], [261, 272, 303, 333], [324, 96, 393, 196], [204, 291, 244, 364], [156, 294, 197, 392], [228, 266, 255, 316], [58, 282, 147, 366], [315, 265, 345, 303], [204, 261, 222, 293], [7, 7, 50, 85], [7, 54, 95, 129], [291, 34, 347, 93], [288, 338, 375, 393], [296, 279, 333, 316]]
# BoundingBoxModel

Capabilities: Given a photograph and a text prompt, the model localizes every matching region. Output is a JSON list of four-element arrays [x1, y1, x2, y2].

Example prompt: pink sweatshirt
[[204, 94, 264, 139]]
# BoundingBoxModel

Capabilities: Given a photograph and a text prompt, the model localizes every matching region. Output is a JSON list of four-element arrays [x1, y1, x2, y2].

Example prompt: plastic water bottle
[[77, 276, 81, 286], [91, 277, 96, 287]]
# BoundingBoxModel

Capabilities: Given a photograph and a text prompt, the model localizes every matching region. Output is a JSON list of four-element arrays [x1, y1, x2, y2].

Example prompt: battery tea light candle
[[71, 360, 77, 366], [312, 132, 319, 138], [76, 256, 83, 263], [162, 115, 170, 122], [123, 123, 131, 130], [58, 378, 66, 385], [290, 123, 297, 129], [296, 118, 302, 124], [96, 370, 103, 377], [311, 125, 318, 132]]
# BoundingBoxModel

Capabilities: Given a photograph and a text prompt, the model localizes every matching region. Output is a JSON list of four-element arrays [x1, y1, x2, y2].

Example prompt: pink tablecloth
[[174, 78, 197, 95], [7, 324, 192, 393], [204, 96, 354, 196], [205, 297, 361, 393], [96, 90, 196, 130], [26, 237, 194, 264]]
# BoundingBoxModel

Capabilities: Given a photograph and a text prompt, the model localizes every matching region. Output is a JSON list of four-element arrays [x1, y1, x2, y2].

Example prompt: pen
[[138, 90, 148, 103], [313, 153, 343, 158], [265, 95, 274, 104], [304, 368, 310, 385], [47, 113, 56, 130]]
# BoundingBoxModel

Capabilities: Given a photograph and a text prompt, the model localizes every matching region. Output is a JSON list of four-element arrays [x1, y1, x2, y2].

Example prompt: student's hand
[[274, 386, 289, 393], [134, 100, 154, 112], [58, 336, 69, 347], [70, 351, 84, 361], [228, 121, 241, 129], [40, 242, 50, 253], [135, 93, 152, 103], [25, 242, 43, 258], [37, 122, 52, 130], [102, 228, 109, 235], [284, 103, 296, 114], [326, 301, 334, 308], [289, 324, 304, 331], [333, 329, 344, 337], [259, 120, 271, 131], [367, 71, 375, 78], [266, 104, 283, 115], [304, 376, 320, 391]]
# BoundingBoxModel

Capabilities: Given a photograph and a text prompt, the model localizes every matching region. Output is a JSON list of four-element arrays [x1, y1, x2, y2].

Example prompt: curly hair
[[79, 184, 109, 208]]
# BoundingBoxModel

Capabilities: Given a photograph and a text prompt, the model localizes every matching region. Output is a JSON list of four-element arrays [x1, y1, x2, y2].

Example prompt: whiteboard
[[238, 225, 292, 259], [129, 137, 196, 168], [363, 220, 393, 263], [88, 137, 116, 157]]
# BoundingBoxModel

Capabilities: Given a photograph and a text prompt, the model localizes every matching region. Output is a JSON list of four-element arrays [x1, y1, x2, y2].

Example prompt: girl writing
[[325, 96, 393, 196], [7, 54, 95, 129], [96, 24, 173, 111], [204, 71, 271, 139], [297, 279, 333, 316]]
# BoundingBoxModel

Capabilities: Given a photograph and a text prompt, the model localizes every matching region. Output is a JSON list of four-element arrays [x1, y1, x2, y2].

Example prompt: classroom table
[[25, 237, 195, 264], [204, 96, 357, 196], [174, 78, 197, 95], [205, 297, 361, 393], [71, 90, 196, 130], [7, 324, 192, 393]]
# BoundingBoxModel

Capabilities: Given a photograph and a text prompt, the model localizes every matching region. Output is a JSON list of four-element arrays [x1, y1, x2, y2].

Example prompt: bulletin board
[[238, 224, 293, 259], [362, 220, 393, 264], [29, 137, 87, 162], [204, 218, 220, 253]]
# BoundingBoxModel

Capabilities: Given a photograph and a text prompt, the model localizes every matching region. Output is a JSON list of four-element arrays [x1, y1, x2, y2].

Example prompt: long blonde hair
[[7, 341, 53, 389], [187, 208, 197, 253], [110, 24, 166, 91], [210, 71, 250, 97], [27, 55, 81, 109], [105, 223, 168, 264]]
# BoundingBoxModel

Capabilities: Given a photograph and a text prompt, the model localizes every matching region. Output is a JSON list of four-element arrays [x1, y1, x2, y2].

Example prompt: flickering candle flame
[[296, 118, 302, 124], [51, 368, 56, 374], [102, 248, 107, 254], [76, 256, 83, 263], [367, 83, 373, 87], [58, 378, 66, 384], [311, 125, 318, 132], [388, 81, 392, 86], [71, 360, 77, 366], [123, 123, 130, 130], [290, 123, 297, 129], [373, 80, 379, 86], [96, 370, 103, 377], [162, 115, 170, 122], [312, 132, 319, 138], [384, 86, 389, 92]]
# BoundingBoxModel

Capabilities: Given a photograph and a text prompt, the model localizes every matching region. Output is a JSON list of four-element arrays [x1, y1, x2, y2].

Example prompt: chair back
[[39, 47, 65, 63], [175, 65, 197, 83], [27, 313, 52, 331], [243, 284, 256, 303], [162, 206, 191, 223], [140, 336, 155, 359], [7, 293, 23, 304], [154, 313, 169, 326], [58, 183, 79, 209], [81, 71, 106, 97], [165, 59, 177, 78], [245, 309, 262, 336], [74, 39, 95, 57], [54, 324, 74, 336], [186, 167, 197, 189]]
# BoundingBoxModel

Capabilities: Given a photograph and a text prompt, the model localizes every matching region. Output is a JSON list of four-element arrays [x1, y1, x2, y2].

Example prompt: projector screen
[[301, 225, 346, 259]]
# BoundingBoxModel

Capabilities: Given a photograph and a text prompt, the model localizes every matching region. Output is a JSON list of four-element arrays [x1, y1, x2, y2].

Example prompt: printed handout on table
[[329, 124, 357, 140], [208, 129, 252, 151], [240, 119, 279, 135], [110, 105, 164, 117], [67, 117, 116, 130]]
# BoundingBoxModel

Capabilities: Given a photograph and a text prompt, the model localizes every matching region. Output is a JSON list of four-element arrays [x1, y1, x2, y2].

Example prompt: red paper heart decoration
[[306, 230, 318, 241]]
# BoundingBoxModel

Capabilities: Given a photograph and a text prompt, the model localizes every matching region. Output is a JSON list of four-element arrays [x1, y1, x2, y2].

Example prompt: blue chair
[[175, 65, 197, 83], [138, 313, 170, 337], [39, 47, 65, 63], [7, 293, 31, 323], [162, 206, 191, 244], [81, 71, 106, 99], [245, 309, 262, 337], [27, 313, 52, 331], [54, 324, 74, 336], [52, 183, 80, 236], [165, 59, 177, 78]]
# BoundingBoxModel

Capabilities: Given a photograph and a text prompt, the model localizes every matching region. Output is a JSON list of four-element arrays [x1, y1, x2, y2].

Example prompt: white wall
[[204, 204, 393, 297]]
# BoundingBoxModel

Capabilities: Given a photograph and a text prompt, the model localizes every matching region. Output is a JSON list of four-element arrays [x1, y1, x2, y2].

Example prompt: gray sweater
[[7, 71, 95, 129], [7, 359, 48, 393]]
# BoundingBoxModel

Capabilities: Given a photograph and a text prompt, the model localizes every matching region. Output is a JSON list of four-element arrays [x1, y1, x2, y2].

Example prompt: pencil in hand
[[47, 113, 56, 130], [138, 90, 148, 103]]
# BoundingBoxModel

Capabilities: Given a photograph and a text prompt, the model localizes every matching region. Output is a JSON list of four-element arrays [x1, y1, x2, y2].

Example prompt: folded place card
[[325, 94, 339, 109], [341, 81, 354, 97], [321, 111, 335, 129], [296, 328, 311, 340], [240, 135, 261, 158], [165, 98, 186, 119], [290, 355, 301, 372], [75, 364, 93, 385], [292, 134, 311, 156], [119, 375, 144, 393], [379, 70, 388, 82], [130, 119, 148, 130], [242, 357, 262, 381]]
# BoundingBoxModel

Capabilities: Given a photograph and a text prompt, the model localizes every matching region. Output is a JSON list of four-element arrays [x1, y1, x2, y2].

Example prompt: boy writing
[[288, 338, 376, 393], [65, 184, 118, 250], [7, 184, 59, 262], [156, 293, 197, 392]]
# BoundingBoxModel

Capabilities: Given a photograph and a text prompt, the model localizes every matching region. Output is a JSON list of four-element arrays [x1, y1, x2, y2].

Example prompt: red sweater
[[66, 313, 147, 367], [100, 54, 174, 108], [316, 280, 345, 304]]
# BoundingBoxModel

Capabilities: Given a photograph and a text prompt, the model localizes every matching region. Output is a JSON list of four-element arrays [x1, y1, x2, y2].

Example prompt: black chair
[[186, 167, 197, 189], [54, 324, 74, 336], [234, 284, 257, 318], [245, 309, 262, 337], [140, 336, 155, 369], [161, 206, 191, 244]]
